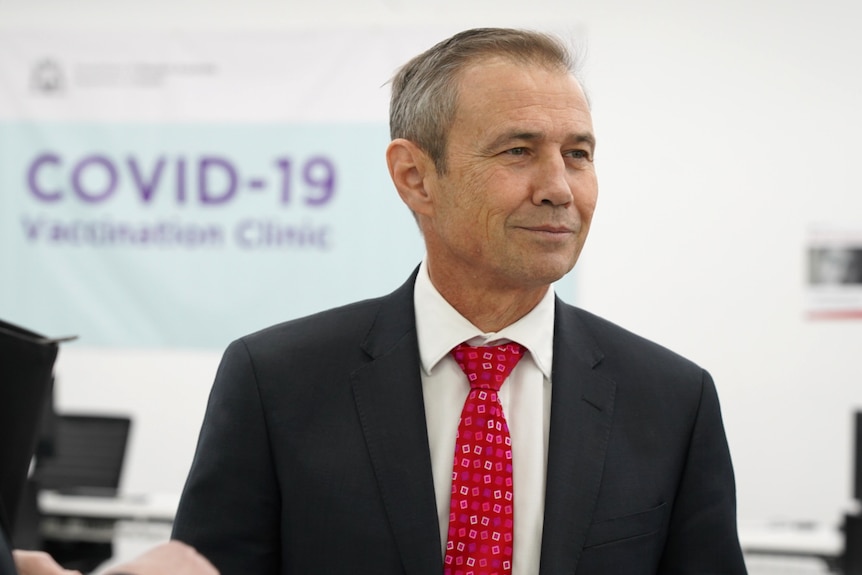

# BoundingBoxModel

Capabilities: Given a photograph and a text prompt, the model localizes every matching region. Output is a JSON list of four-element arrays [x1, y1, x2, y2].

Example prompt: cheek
[[445, 168, 502, 222], [431, 183, 483, 245], [574, 175, 598, 222]]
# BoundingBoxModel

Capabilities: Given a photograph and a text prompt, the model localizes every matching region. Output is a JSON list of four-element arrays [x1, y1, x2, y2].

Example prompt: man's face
[[421, 57, 598, 294]]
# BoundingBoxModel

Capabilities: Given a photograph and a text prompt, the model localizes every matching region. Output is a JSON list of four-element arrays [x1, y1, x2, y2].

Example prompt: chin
[[539, 255, 579, 282], [517, 265, 574, 289]]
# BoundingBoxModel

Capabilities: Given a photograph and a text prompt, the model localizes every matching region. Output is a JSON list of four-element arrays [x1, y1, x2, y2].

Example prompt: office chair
[[0, 319, 62, 538]]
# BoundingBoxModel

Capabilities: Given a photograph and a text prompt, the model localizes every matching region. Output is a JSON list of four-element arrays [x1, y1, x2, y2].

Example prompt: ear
[[386, 138, 436, 217]]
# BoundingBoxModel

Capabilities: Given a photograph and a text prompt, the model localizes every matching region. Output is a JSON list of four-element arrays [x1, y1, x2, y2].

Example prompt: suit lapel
[[351, 271, 443, 575], [539, 300, 617, 575]]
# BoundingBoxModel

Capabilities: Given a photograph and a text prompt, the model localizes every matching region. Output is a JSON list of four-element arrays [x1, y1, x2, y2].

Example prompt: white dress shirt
[[413, 259, 555, 575]]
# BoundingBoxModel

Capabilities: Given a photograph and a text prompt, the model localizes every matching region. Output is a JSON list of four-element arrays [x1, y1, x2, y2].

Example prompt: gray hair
[[389, 28, 579, 174]]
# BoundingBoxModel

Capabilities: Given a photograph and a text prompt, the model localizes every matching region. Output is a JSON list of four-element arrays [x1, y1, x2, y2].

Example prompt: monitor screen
[[33, 415, 131, 495]]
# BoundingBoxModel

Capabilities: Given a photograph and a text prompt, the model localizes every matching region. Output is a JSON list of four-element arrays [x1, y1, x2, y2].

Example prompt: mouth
[[510, 222, 580, 246], [517, 224, 576, 236]]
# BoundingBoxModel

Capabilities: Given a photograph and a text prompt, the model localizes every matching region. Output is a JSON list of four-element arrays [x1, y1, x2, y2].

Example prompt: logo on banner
[[31, 59, 65, 95]]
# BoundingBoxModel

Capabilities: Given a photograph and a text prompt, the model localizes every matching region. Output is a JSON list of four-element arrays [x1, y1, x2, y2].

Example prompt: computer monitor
[[33, 414, 132, 496]]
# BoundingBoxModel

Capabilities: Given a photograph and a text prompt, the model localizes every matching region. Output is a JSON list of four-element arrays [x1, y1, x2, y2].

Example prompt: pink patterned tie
[[444, 342, 526, 575]]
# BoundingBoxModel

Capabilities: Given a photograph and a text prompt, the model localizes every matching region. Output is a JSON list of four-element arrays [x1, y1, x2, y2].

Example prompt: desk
[[739, 521, 844, 572], [39, 491, 178, 523], [38, 491, 176, 544], [36, 491, 179, 571]]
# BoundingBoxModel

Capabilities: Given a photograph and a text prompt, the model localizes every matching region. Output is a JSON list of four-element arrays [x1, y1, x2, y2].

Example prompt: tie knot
[[451, 342, 525, 391]]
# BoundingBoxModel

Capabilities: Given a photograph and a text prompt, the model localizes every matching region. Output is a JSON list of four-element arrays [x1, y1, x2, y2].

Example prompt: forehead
[[452, 57, 592, 137]]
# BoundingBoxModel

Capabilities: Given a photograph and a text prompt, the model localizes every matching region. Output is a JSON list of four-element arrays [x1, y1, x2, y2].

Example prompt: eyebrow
[[484, 130, 596, 153]]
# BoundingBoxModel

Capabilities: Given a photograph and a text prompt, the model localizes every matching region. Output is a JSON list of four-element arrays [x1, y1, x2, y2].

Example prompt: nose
[[532, 154, 573, 207]]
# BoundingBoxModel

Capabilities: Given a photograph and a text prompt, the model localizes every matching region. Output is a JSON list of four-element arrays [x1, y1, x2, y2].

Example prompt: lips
[[516, 224, 577, 234]]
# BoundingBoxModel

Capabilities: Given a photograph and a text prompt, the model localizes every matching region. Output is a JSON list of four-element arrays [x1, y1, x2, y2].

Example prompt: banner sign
[[1, 120, 419, 347], [0, 27, 577, 347]]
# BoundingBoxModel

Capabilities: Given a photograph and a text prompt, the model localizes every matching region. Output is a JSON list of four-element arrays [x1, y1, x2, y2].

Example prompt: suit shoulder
[[238, 295, 386, 352], [562, 303, 704, 377]]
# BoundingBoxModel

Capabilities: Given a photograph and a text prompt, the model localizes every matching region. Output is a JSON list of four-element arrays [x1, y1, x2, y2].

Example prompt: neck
[[428, 266, 550, 333]]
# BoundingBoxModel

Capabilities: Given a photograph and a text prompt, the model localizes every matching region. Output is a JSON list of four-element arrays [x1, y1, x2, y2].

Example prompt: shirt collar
[[414, 259, 555, 379]]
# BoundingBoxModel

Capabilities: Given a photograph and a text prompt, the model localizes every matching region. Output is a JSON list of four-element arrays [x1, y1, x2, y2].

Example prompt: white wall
[[3, 0, 862, 527]]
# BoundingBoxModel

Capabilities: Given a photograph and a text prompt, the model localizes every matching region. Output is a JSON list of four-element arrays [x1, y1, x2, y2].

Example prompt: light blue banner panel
[[0, 122, 427, 347]]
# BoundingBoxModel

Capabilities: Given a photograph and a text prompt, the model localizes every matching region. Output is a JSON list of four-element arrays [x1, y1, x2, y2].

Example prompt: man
[[172, 28, 747, 574]]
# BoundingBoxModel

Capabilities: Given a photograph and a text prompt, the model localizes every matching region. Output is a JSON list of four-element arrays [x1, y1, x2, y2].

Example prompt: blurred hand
[[102, 541, 218, 575], [12, 550, 81, 575]]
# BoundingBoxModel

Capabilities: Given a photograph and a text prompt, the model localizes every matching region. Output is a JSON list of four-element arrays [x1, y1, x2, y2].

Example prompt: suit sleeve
[[658, 370, 748, 574], [172, 339, 281, 575]]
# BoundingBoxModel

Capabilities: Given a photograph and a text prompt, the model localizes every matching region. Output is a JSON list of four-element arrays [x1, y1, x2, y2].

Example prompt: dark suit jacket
[[172, 271, 746, 574]]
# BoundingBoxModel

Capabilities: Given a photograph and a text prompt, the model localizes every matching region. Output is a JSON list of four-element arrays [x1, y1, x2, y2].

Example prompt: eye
[[565, 149, 592, 161], [505, 147, 528, 156]]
